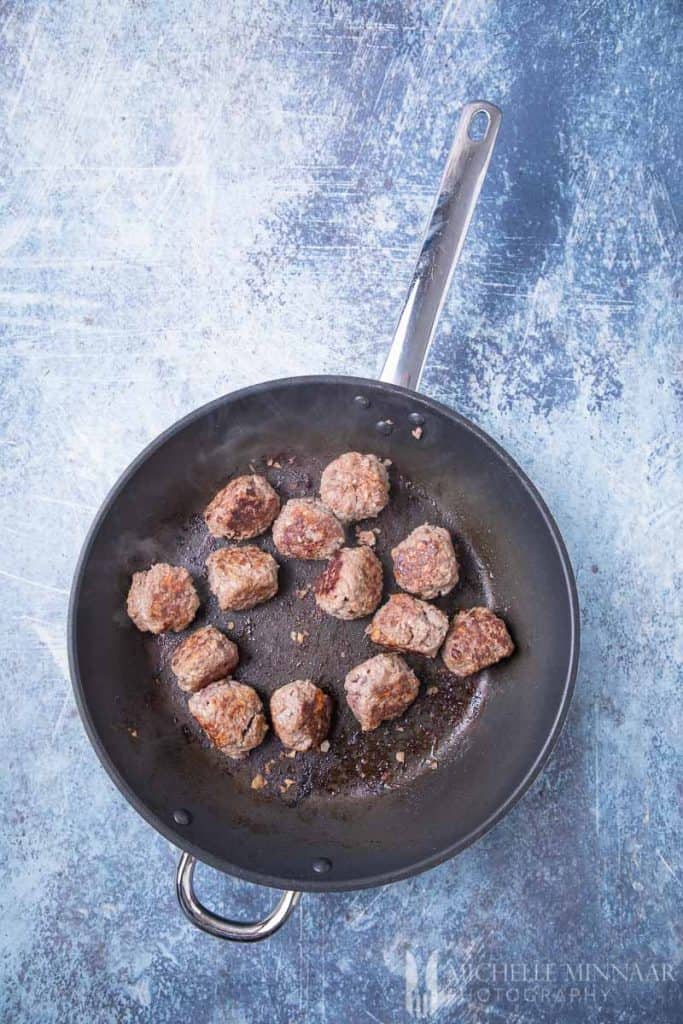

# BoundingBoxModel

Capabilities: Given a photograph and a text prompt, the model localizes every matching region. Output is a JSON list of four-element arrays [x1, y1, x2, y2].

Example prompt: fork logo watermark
[[405, 951, 441, 1019], [403, 950, 676, 1018]]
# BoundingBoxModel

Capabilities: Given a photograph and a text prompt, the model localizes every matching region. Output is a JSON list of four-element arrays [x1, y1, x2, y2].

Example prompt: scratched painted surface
[[0, 1, 681, 1021]]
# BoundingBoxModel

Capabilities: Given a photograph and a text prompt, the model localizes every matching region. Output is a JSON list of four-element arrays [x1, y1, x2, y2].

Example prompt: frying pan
[[68, 102, 580, 942]]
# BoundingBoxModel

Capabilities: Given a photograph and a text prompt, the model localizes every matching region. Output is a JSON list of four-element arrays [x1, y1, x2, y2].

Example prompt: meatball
[[270, 680, 332, 752], [314, 546, 383, 620], [442, 607, 514, 677], [170, 625, 239, 692], [272, 498, 344, 560], [320, 452, 389, 522], [206, 545, 278, 611], [188, 680, 268, 758], [344, 653, 420, 732], [204, 474, 280, 540], [126, 563, 199, 634], [391, 524, 459, 599], [367, 594, 449, 658]]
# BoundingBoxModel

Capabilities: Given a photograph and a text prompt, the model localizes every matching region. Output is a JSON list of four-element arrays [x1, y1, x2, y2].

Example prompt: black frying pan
[[68, 103, 579, 941]]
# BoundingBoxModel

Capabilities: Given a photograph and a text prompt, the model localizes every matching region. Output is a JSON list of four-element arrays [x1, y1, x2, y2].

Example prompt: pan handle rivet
[[354, 395, 370, 408], [173, 808, 192, 826], [376, 419, 394, 435], [408, 412, 425, 426], [312, 857, 332, 874]]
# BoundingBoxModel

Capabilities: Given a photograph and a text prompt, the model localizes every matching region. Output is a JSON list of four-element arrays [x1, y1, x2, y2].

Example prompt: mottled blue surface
[[0, 1, 681, 1021]]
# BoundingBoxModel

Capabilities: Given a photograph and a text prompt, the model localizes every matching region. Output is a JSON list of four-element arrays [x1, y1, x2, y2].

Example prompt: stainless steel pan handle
[[380, 101, 502, 391], [176, 99, 501, 942], [176, 853, 301, 942]]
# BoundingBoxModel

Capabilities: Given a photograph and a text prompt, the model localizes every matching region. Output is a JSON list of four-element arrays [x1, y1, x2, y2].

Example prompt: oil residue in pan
[[148, 451, 491, 805]]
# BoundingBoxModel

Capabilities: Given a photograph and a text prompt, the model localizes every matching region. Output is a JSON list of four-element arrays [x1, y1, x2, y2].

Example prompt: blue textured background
[[1, 2, 681, 1021]]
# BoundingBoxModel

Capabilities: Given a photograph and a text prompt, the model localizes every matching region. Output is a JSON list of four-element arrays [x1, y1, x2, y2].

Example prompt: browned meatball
[[272, 498, 344, 559], [204, 474, 280, 540], [170, 625, 239, 692], [126, 563, 199, 634], [344, 653, 420, 732], [391, 524, 459, 599], [314, 546, 383, 620], [270, 680, 332, 752], [188, 680, 268, 758], [206, 546, 278, 611], [320, 452, 389, 522], [442, 607, 514, 677], [366, 594, 448, 658]]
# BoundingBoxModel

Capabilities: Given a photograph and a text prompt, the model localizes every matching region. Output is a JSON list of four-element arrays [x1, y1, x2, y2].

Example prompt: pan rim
[[68, 374, 580, 893]]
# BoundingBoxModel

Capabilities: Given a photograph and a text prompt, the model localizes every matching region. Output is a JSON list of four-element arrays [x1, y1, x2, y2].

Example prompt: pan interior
[[70, 377, 577, 891]]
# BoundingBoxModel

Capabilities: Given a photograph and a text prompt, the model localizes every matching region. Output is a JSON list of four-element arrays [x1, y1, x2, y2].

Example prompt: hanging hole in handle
[[468, 109, 490, 142]]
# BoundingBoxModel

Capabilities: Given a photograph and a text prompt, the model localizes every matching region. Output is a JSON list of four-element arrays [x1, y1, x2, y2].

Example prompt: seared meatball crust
[[127, 563, 199, 634], [170, 625, 239, 692], [344, 653, 420, 732], [206, 545, 278, 611], [320, 452, 389, 523], [270, 680, 333, 752], [204, 474, 280, 540], [314, 546, 383, 620], [272, 498, 344, 560], [391, 524, 459, 600], [188, 680, 268, 758], [442, 607, 514, 677], [367, 593, 448, 658]]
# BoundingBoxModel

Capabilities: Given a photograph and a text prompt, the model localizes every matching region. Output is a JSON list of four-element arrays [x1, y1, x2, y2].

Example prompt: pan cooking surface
[[144, 449, 493, 805]]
